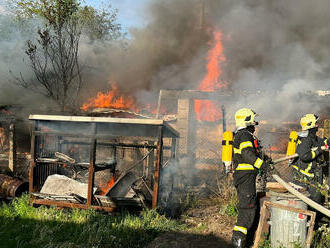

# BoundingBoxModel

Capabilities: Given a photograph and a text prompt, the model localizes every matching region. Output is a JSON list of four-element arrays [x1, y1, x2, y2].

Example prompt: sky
[[84, 0, 151, 31]]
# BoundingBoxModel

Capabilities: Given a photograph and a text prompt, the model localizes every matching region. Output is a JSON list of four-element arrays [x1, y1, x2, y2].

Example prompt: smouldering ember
[[195, 30, 227, 122], [81, 83, 139, 112]]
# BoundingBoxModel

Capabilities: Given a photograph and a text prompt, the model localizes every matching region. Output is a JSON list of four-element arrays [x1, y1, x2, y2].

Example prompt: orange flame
[[81, 83, 138, 112], [99, 175, 117, 196], [195, 30, 227, 122]]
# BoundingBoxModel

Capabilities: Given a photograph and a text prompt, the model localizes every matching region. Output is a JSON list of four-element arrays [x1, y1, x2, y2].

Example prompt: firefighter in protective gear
[[231, 108, 272, 248], [292, 114, 330, 204]]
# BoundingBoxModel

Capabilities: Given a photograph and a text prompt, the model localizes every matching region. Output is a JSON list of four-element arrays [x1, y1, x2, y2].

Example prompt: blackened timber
[[32, 199, 115, 212], [60, 140, 157, 149], [152, 126, 163, 209], [87, 123, 97, 206], [29, 121, 36, 193], [32, 131, 159, 142]]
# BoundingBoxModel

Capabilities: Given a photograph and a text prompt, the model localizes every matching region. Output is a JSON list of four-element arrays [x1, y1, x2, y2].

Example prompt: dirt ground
[[147, 199, 235, 248]]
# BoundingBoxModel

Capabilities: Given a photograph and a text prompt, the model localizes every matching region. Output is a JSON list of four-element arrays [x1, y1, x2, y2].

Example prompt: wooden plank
[[306, 210, 316, 248], [61, 140, 157, 149], [264, 201, 315, 216], [32, 198, 115, 212], [29, 115, 165, 125], [253, 205, 268, 248], [266, 182, 288, 193], [33, 131, 159, 141], [29, 115, 179, 138], [87, 123, 96, 206], [29, 122, 36, 193], [152, 126, 163, 209]]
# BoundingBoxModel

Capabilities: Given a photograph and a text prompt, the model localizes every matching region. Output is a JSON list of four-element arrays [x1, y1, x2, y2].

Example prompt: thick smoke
[[84, 0, 330, 122], [210, 0, 330, 122], [1, 0, 330, 120]]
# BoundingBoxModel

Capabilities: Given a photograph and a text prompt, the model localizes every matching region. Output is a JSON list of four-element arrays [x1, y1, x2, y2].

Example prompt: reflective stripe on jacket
[[233, 129, 264, 173], [293, 134, 329, 178]]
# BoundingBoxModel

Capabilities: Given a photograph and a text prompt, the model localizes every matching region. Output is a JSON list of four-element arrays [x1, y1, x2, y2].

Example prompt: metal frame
[[28, 115, 179, 212]]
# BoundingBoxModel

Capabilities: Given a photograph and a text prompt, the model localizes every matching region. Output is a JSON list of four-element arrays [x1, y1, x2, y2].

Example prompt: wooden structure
[[253, 201, 316, 248], [156, 90, 232, 167], [28, 115, 179, 212], [0, 114, 17, 174]]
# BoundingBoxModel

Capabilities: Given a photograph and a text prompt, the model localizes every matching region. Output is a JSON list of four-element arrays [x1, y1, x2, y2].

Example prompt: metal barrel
[[0, 174, 29, 198], [270, 191, 308, 248]]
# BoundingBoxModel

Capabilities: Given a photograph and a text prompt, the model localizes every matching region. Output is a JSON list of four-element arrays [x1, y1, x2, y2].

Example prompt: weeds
[[258, 238, 272, 248], [216, 169, 238, 217], [178, 192, 199, 213], [258, 238, 303, 248], [0, 194, 186, 248], [222, 200, 238, 217], [312, 222, 330, 248]]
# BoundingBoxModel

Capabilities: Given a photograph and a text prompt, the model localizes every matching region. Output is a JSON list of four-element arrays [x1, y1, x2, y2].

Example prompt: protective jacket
[[233, 128, 266, 173], [232, 128, 268, 246], [293, 132, 329, 178]]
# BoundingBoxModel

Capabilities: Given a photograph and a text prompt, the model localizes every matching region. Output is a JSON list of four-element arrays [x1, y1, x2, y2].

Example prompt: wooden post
[[29, 121, 37, 202], [87, 123, 97, 207], [8, 122, 16, 173], [171, 138, 177, 159], [152, 126, 163, 208], [156, 90, 163, 119]]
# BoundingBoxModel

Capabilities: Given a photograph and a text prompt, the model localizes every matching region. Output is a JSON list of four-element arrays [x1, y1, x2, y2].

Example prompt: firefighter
[[231, 108, 272, 248], [292, 114, 330, 204]]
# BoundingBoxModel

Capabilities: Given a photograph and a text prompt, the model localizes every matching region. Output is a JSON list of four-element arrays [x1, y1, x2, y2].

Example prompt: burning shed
[[28, 115, 179, 212]]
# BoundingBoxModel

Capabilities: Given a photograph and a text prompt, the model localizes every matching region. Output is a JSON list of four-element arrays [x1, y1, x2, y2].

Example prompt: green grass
[[0, 194, 187, 248]]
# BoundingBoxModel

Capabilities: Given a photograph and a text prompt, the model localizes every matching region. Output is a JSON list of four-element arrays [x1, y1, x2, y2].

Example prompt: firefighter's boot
[[232, 233, 246, 248]]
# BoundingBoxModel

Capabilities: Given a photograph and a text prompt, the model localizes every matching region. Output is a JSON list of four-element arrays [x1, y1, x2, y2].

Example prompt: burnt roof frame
[[29, 115, 179, 139]]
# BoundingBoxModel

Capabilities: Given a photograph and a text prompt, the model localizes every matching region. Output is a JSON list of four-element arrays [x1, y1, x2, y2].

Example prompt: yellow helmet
[[300, 114, 319, 131], [235, 108, 258, 128]]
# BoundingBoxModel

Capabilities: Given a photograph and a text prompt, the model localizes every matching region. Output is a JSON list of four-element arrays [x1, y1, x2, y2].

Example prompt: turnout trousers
[[292, 167, 323, 204], [232, 172, 257, 245]]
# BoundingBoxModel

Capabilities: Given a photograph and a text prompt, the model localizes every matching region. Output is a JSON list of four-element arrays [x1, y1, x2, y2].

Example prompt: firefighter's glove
[[265, 161, 275, 171]]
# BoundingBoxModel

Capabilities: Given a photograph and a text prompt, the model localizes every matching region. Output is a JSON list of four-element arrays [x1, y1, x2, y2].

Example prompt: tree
[[12, 0, 121, 111], [79, 5, 121, 41]]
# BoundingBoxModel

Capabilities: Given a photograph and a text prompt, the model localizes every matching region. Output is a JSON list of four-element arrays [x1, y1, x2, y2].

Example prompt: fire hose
[[273, 174, 330, 218], [272, 146, 328, 165]]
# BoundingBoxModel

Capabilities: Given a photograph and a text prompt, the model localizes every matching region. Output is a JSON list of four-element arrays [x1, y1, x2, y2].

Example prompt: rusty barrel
[[0, 174, 29, 197]]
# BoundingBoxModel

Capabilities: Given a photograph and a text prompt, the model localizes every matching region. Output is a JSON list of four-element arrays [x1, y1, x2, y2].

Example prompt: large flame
[[81, 83, 167, 116], [81, 83, 138, 112], [195, 30, 227, 122]]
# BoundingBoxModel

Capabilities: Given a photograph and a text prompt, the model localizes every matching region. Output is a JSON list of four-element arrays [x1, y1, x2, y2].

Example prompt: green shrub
[[219, 190, 238, 217]]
